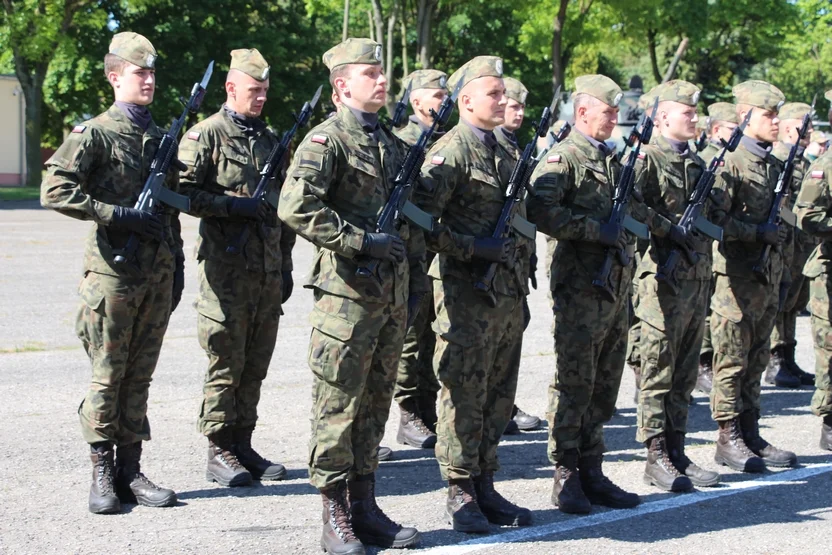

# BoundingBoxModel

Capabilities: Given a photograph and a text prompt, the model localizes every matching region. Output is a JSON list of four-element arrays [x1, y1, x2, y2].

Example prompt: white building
[[0, 74, 27, 186]]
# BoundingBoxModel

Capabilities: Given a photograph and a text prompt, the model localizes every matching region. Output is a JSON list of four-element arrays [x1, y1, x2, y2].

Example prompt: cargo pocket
[[75, 272, 106, 350], [308, 305, 359, 390], [195, 297, 229, 356]]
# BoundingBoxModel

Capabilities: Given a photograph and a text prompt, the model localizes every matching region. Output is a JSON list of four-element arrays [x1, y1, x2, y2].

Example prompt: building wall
[[0, 76, 26, 186]]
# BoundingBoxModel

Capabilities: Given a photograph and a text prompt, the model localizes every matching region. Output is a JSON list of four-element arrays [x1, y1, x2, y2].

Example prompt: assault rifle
[[388, 82, 412, 128], [694, 128, 708, 153]]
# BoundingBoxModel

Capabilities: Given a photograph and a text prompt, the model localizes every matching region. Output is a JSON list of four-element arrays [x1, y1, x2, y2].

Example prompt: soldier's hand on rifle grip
[[472, 237, 514, 264], [228, 197, 269, 222], [111, 206, 164, 241], [777, 223, 789, 246], [362, 232, 405, 263], [599, 220, 626, 251], [756, 222, 779, 246]]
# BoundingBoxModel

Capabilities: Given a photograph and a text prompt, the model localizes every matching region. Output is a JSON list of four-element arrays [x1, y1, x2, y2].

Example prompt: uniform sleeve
[[277, 137, 366, 258], [178, 130, 233, 219], [796, 162, 832, 240], [712, 163, 757, 243], [630, 153, 673, 238], [40, 128, 117, 224]]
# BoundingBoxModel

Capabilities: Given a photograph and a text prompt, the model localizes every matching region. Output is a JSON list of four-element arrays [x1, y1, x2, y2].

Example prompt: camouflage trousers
[[808, 275, 832, 417], [636, 275, 709, 442], [700, 277, 715, 357], [626, 266, 642, 369], [393, 284, 439, 405], [772, 251, 811, 349], [195, 259, 282, 436], [307, 289, 406, 489], [76, 269, 172, 445], [432, 277, 523, 481], [710, 275, 779, 421], [548, 279, 629, 464]]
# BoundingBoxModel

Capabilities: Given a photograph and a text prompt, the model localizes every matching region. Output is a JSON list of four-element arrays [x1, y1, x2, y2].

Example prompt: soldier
[[633, 80, 721, 492], [278, 38, 425, 553], [418, 56, 533, 533], [709, 80, 797, 473], [41, 32, 180, 514], [392, 68, 448, 450], [178, 49, 295, 488], [766, 102, 816, 389], [528, 75, 647, 514]]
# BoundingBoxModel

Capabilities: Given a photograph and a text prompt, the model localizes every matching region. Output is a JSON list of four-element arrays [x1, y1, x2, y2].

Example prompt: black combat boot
[[551, 449, 591, 514], [696, 352, 714, 394], [377, 446, 393, 461], [511, 405, 542, 431], [579, 455, 640, 509], [821, 415, 832, 451], [234, 426, 287, 481], [418, 394, 438, 434], [765, 346, 801, 388], [347, 473, 420, 548], [785, 344, 815, 386], [714, 418, 765, 473], [667, 431, 720, 487], [473, 471, 532, 526], [206, 428, 252, 487], [321, 481, 365, 555], [740, 410, 797, 467], [446, 479, 490, 533], [396, 398, 437, 449], [89, 442, 121, 514], [643, 434, 692, 492], [115, 442, 177, 507]]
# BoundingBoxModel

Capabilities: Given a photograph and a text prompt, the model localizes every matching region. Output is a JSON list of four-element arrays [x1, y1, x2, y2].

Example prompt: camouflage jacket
[[495, 127, 521, 160], [178, 107, 295, 273], [772, 141, 815, 253], [418, 122, 530, 298], [635, 134, 713, 281], [711, 137, 785, 283], [796, 150, 832, 279], [278, 107, 428, 305], [41, 104, 182, 278], [393, 115, 445, 147], [699, 141, 722, 165]]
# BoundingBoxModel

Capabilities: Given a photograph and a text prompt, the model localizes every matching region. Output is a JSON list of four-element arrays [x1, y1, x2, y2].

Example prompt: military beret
[[406, 69, 447, 92], [654, 80, 700, 107], [323, 38, 382, 71], [230, 48, 270, 81], [574, 74, 623, 108], [707, 102, 738, 124], [778, 102, 813, 121], [811, 130, 828, 144], [503, 77, 528, 104], [732, 80, 785, 113], [638, 84, 663, 111], [109, 32, 157, 69], [448, 56, 503, 92]]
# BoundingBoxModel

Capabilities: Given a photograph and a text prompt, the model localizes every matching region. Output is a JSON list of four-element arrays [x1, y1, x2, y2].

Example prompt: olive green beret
[[405, 69, 447, 92], [109, 32, 157, 69], [230, 48, 270, 81], [504, 77, 528, 104], [707, 102, 738, 124], [638, 84, 663, 111], [323, 38, 382, 71], [778, 102, 812, 121], [448, 56, 503, 92], [732, 80, 785, 113], [574, 74, 623, 108], [655, 80, 700, 107], [811, 130, 828, 144]]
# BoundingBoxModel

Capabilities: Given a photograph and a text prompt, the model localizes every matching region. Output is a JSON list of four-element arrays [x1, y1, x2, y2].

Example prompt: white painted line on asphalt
[[419, 463, 832, 555]]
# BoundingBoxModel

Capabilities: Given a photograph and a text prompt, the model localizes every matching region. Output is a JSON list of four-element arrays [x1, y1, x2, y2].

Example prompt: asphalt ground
[[1, 204, 830, 554]]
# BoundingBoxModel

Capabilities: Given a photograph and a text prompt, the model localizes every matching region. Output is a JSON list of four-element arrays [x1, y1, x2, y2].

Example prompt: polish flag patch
[[187, 131, 201, 141], [431, 155, 445, 165], [311, 134, 328, 145], [812, 170, 824, 179], [637, 152, 646, 160], [547, 154, 561, 164], [71, 125, 86, 134], [718, 160, 725, 167]]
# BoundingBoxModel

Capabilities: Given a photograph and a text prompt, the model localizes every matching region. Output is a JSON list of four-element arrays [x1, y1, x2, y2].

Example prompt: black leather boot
[[579, 455, 640, 509], [446, 479, 490, 533], [115, 442, 177, 507], [348, 473, 420, 548], [473, 471, 532, 526], [234, 426, 287, 480], [740, 410, 797, 468]]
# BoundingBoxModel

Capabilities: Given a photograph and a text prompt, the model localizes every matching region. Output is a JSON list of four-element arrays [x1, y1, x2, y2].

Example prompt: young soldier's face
[[660, 101, 698, 141], [412, 88, 447, 123], [503, 98, 525, 132], [110, 63, 155, 105], [461, 76, 507, 130], [340, 64, 388, 113], [743, 106, 780, 143]]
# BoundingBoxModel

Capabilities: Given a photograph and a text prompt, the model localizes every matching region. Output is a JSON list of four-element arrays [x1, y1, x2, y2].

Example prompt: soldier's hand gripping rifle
[[226, 85, 322, 255], [590, 100, 657, 302], [473, 88, 562, 306], [355, 78, 464, 281], [655, 110, 752, 294], [113, 61, 214, 264], [752, 95, 815, 284]]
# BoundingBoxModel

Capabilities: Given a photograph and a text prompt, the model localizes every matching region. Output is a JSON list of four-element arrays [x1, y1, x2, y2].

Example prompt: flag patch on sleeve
[[637, 152, 646, 160], [812, 170, 824, 179], [187, 131, 201, 141], [431, 155, 445, 165], [547, 154, 561, 164], [71, 125, 86, 134], [311, 134, 328, 145]]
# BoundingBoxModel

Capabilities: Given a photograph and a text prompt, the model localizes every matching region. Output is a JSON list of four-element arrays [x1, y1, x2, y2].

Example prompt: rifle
[[113, 61, 214, 264], [694, 128, 708, 153], [473, 88, 562, 306], [591, 100, 657, 302], [388, 82, 412, 129], [226, 85, 323, 255], [355, 78, 464, 281], [655, 110, 752, 294], [752, 95, 814, 284]]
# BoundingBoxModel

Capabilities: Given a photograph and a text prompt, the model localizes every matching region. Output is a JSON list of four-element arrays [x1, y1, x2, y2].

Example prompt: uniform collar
[[114, 101, 152, 131], [461, 118, 498, 150], [740, 135, 772, 159], [106, 103, 161, 137], [497, 127, 519, 148], [222, 104, 267, 137], [572, 129, 612, 160]]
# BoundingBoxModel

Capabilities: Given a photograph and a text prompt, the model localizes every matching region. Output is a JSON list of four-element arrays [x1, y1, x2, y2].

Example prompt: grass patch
[[0, 342, 47, 354], [0, 186, 40, 202]]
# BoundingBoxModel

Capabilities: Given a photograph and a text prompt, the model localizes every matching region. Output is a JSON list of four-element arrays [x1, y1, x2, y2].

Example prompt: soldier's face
[[227, 73, 269, 118], [660, 101, 697, 141], [110, 63, 155, 105], [412, 88, 447, 123], [744, 107, 779, 142], [712, 122, 736, 143], [577, 101, 618, 141], [780, 119, 812, 147], [338, 64, 388, 113], [460, 77, 507, 130], [503, 99, 525, 132]]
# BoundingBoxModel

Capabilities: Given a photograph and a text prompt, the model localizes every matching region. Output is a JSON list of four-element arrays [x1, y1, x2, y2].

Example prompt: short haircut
[[329, 65, 352, 100], [104, 54, 128, 78]]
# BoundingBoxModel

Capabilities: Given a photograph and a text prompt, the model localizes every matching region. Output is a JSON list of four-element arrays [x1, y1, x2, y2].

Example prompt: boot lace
[[405, 412, 433, 436], [330, 493, 358, 542]]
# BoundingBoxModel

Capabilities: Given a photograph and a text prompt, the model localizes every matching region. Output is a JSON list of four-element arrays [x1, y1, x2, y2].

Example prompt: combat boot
[[714, 418, 765, 473], [503, 419, 520, 435], [115, 442, 177, 507], [234, 426, 287, 481], [785, 344, 814, 386], [820, 415, 832, 451], [396, 398, 437, 449], [551, 449, 591, 514], [473, 471, 532, 526], [206, 429, 252, 487], [446, 479, 490, 533], [347, 473, 420, 548], [765, 346, 801, 388], [667, 431, 719, 487], [377, 446, 393, 461], [321, 481, 365, 555], [740, 410, 797, 467], [89, 442, 121, 514], [418, 394, 438, 434], [579, 455, 640, 509], [643, 434, 692, 492], [511, 405, 542, 431], [696, 352, 713, 394]]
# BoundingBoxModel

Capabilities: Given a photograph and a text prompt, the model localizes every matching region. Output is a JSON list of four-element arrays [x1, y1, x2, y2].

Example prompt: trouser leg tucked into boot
[[740, 410, 797, 467], [115, 442, 177, 507], [643, 434, 692, 493], [396, 398, 436, 449], [89, 442, 120, 515], [473, 471, 532, 526], [321, 481, 365, 555], [446, 479, 490, 533], [206, 428, 252, 487], [234, 426, 286, 481], [714, 418, 765, 473], [551, 449, 591, 514], [821, 415, 832, 451], [765, 346, 800, 388], [347, 473, 420, 549], [579, 455, 640, 509], [667, 431, 719, 487]]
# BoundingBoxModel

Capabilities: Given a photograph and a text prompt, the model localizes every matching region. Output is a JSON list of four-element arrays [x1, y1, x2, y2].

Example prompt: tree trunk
[[550, 0, 569, 92], [647, 28, 662, 83], [371, 0, 384, 49], [401, 16, 408, 78], [662, 37, 689, 83], [342, 0, 350, 41], [384, 2, 398, 115], [416, 0, 435, 68], [368, 10, 375, 41]]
